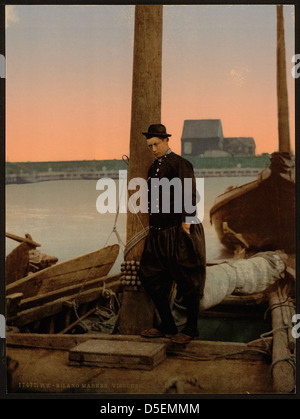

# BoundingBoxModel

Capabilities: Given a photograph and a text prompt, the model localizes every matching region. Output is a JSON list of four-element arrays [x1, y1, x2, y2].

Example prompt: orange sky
[[5, 5, 295, 162]]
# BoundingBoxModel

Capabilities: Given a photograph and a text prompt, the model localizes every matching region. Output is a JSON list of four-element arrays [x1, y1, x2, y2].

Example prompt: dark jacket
[[147, 151, 200, 229]]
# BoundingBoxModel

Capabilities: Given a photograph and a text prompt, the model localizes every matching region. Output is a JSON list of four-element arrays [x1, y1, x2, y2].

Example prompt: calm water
[[6, 177, 256, 274]]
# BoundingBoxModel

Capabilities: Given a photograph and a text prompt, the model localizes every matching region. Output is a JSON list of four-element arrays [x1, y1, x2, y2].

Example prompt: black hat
[[142, 124, 172, 139]]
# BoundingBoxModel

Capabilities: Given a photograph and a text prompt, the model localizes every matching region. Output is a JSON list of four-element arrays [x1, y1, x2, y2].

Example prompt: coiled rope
[[104, 154, 150, 258]]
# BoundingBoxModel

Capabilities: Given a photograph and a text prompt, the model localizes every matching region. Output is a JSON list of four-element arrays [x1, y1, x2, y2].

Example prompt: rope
[[258, 325, 293, 356], [55, 153, 146, 322], [168, 323, 296, 363], [71, 300, 88, 332], [168, 346, 271, 362], [102, 281, 120, 311], [124, 226, 150, 259], [271, 354, 296, 372], [123, 178, 149, 258], [107, 153, 150, 258], [104, 152, 149, 254], [104, 224, 125, 249], [66, 160, 128, 302], [127, 194, 148, 236], [73, 247, 111, 304], [70, 154, 151, 308], [264, 296, 295, 320], [68, 283, 120, 334], [73, 153, 148, 305], [104, 171, 126, 249], [260, 325, 296, 375]]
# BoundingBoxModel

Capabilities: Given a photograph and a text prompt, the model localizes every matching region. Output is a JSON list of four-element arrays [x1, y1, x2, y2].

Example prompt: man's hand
[[182, 222, 191, 234]]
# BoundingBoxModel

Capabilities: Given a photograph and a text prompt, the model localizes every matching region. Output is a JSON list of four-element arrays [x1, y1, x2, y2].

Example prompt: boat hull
[[6, 244, 120, 299], [210, 171, 295, 253], [6, 244, 120, 331]]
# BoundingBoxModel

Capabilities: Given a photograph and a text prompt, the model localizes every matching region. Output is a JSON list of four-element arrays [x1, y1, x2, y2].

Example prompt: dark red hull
[[210, 154, 295, 253]]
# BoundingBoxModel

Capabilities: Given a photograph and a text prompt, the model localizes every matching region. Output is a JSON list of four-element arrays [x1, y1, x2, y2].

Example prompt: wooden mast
[[277, 5, 291, 153], [269, 6, 295, 393], [118, 5, 163, 334]]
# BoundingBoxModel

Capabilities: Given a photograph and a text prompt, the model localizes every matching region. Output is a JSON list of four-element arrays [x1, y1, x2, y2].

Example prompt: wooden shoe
[[141, 328, 176, 338], [171, 332, 193, 344], [140, 328, 165, 338]]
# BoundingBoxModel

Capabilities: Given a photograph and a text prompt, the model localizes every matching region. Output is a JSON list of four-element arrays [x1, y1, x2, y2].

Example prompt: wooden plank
[[6, 244, 119, 298], [269, 289, 295, 393], [6, 232, 41, 247], [198, 310, 264, 319], [5, 242, 31, 285], [277, 285, 295, 352], [59, 307, 97, 334], [14, 273, 121, 311], [69, 340, 167, 370], [168, 338, 271, 362], [7, 278, 121, 327], [6, 293, 23, 316], [220, 293, 268, 306], [6, 332, 269, 362]]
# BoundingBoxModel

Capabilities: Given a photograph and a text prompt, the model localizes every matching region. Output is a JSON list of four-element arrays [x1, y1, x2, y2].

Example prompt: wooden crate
[[69, 339, 167, 370]]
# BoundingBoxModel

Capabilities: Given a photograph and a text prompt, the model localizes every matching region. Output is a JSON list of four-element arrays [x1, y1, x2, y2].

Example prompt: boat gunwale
[[6, 244, 120, 295], [209, 175, 264, 217], [209, 166, 294, 218]]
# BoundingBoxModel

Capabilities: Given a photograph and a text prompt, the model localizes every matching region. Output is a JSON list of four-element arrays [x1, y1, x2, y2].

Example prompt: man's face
[[146, 137, 169, 159]]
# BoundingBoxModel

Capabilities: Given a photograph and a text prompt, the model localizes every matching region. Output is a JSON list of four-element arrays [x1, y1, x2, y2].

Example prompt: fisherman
[[139, 124, 206, 344]]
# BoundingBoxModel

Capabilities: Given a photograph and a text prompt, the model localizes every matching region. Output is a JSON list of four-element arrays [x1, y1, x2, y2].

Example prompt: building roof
[[181, 119, 224, 140], [224, 137, 255, 146]]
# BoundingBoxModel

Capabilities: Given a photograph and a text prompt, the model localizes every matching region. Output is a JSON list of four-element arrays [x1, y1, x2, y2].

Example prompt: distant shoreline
[[5, 156, 272, 184], [5, 170, 266, 185]]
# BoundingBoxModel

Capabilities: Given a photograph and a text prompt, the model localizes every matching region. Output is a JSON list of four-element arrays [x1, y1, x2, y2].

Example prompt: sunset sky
[[5, 4, 295, 162]]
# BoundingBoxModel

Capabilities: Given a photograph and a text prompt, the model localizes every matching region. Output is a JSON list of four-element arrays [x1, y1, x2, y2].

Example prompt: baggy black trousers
[[139, 223, 206, 336]]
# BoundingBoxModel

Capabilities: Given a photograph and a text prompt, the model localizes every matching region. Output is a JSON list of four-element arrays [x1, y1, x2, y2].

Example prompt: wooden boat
[[210, 5, 295, 255], [5, 6, 296, 395], [6, 238, 120, 333], [210, 152, 295, 253], [6, 252, 296, 394], [5, 232, 58, 285], [6, 243, 119, 299]]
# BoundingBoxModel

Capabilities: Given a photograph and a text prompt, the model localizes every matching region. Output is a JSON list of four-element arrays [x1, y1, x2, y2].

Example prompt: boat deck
[[6, 333, 275, 395]]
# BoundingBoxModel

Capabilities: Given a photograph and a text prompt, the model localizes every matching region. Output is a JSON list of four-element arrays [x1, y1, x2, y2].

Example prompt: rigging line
[[73, 184, 127, 301], [113, 228, 126, 249], [91, 152, 148, 282], [63, 155, 131, 303], [120, 153, 149, 243], [124, 226, 150, 259], [74, 250, 110, 303], [55, 244, 108, 308], [127, 192, 148, 235], [123, 195, 149, 258], [104, 170, 126, 248], [104, 208, 125, 249]]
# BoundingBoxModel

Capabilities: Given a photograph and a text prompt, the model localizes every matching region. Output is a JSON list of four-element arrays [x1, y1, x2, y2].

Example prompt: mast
[[118, 5, 163, 334], [277, 5, 291, 153]]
